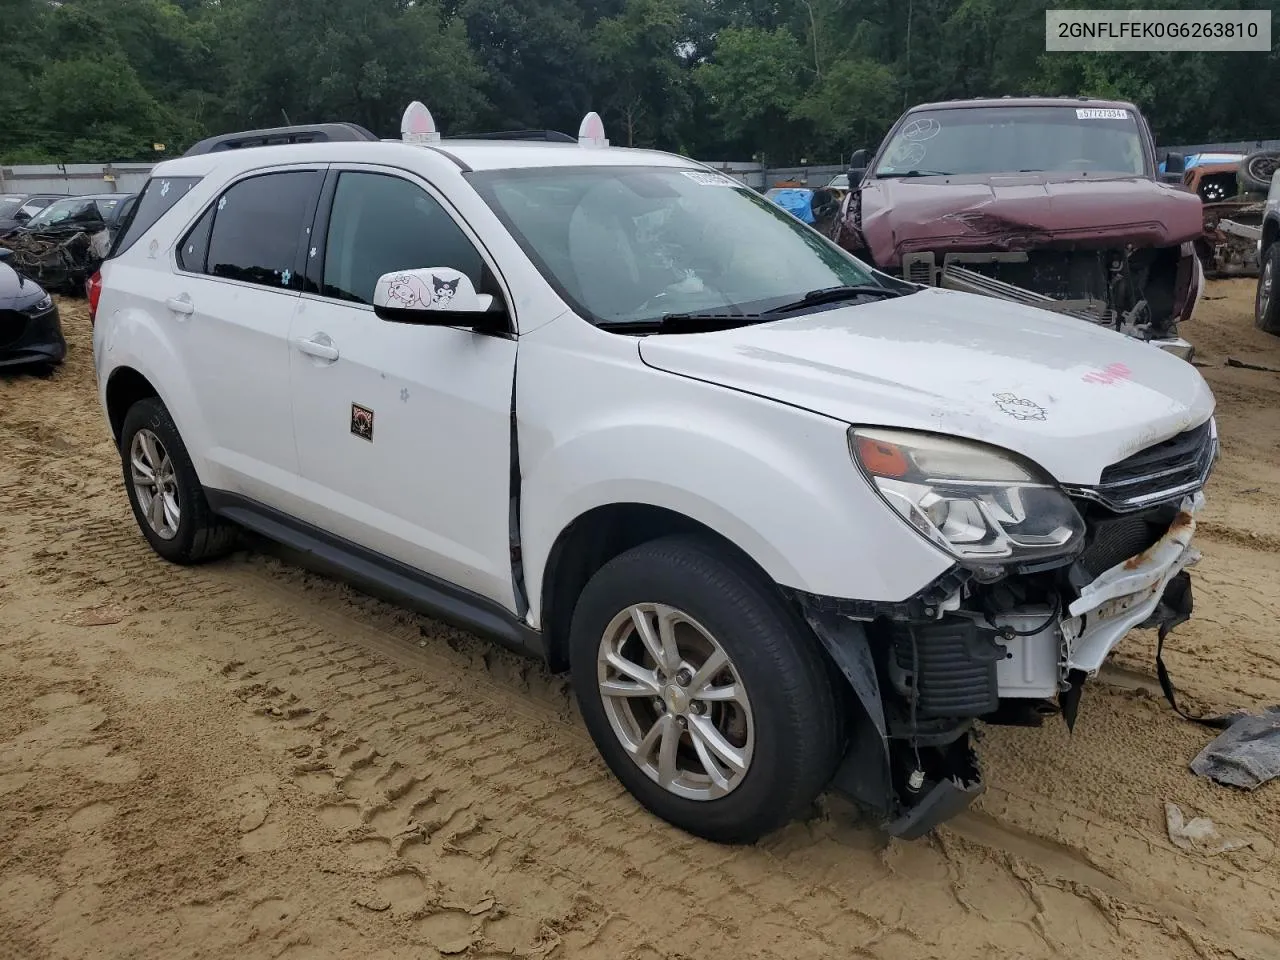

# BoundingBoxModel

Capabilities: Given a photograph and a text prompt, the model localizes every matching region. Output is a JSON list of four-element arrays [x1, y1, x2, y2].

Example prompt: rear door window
[[203, 171, 324, 291]]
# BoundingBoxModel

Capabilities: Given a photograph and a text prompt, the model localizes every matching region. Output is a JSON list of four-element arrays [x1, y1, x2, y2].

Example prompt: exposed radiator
[[939, 263, 1108, 324]]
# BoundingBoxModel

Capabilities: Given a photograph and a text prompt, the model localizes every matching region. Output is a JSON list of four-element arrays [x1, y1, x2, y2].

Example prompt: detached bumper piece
[[886, 773, 985, 840]]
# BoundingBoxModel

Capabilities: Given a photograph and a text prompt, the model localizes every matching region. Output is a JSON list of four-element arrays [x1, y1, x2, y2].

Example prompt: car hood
[[637, 288, 1215, 485], [858, 172, 1204, 268], [0, 260, 48, 310]]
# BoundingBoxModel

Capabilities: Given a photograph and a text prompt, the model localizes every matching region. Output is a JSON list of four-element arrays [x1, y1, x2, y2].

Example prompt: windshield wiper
[[761, 284, 906, 316], [598, 311, 766, 334], [875, 170, 952, 178]]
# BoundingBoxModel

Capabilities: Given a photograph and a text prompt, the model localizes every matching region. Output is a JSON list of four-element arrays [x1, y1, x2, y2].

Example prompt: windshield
[[25, 196, 114, 230], [470, 166, 877, 326], [0, 197, 22, 219], [875, 106, 1148, 178]]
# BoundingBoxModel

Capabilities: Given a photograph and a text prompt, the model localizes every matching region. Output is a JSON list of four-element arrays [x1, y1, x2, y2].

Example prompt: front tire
[[569, 535, 842, 844], [119, 397, 237, 564], [1257, 243, 1280, 335]]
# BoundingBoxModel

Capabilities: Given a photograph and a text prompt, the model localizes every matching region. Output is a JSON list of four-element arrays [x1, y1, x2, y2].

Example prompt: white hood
[[637, 288, 1215, 485]]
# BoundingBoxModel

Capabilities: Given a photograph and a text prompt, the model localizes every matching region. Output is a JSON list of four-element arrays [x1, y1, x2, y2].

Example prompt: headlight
[[24, 294, 53, 315], [849, 427, 1085, 564]]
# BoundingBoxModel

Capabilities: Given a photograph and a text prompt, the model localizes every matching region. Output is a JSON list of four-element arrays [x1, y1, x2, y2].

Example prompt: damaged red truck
[[831, 97, 1204, 359]]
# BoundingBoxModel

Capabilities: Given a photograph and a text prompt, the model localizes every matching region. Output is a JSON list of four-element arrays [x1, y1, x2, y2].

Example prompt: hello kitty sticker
[[372, 267, 492, 315]]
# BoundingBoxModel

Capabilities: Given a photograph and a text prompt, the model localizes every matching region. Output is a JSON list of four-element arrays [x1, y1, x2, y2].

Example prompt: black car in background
[[0, 248, 64, 371], [0, 193, 68, 237]]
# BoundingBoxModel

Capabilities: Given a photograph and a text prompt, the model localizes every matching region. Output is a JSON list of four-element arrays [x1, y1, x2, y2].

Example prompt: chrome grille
[[1068, 419, 1217, 513]]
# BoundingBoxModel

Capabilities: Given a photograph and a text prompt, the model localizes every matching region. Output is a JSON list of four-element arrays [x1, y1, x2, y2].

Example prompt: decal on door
[[350, 403, 374, 442]]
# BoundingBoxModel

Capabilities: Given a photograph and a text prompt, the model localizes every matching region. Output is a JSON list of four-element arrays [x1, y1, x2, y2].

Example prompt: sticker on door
[[350, 403, 374, 442]]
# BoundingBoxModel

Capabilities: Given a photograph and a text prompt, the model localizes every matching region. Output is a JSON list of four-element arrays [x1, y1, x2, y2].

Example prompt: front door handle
[[165, 295, 195, 316], [294, 334, 339, 362]]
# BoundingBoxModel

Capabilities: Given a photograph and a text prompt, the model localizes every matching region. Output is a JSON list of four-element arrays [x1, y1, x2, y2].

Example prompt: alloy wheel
[[596, 603, 755, 801], [130, 428, 181, 540]]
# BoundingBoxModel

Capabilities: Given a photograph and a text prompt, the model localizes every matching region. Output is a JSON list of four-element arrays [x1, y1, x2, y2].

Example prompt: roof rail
[[181, 121, 379, 157], [447, 129, 577, 143]]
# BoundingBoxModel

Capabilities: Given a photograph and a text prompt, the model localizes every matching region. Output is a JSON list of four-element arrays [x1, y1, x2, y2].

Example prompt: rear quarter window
[[110, 176, 203, 258]]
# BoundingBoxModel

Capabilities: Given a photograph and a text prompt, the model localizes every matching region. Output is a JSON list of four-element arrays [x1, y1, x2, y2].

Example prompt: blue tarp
[[769, 188, 815, 224]]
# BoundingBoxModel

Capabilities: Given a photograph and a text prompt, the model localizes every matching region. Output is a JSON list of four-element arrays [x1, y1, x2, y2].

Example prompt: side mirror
[[1163, 152, 1186, 176], [848, 148, 869, 188], [372, 268, 507, 331]]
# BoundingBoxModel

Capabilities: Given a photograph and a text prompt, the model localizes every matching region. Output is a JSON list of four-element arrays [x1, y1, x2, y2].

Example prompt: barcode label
[[1076, 108, 1130, 120]]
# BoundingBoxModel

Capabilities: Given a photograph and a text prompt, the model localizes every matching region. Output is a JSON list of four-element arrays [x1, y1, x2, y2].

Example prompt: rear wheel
[[569, 535, 842, 844], [119, 397, 237, 564], [1257, 243, 1280, 335]]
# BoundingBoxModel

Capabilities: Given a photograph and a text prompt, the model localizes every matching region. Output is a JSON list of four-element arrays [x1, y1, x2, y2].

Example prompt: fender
[[515, 344, 954, 627], [97, 303, 217, 484], [800, 610, 892, 816]]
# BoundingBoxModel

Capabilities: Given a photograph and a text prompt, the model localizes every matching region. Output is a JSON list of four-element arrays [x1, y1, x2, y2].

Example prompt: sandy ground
[[1, 282, 1278, 960]]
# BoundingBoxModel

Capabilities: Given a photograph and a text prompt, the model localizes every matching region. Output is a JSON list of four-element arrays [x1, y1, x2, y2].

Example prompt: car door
[[168, 166, 325, 507], [288, 167, 519, 610]]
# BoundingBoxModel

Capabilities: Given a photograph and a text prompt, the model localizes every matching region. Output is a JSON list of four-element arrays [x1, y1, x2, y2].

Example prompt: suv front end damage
[[792, 418, 1217, 838]]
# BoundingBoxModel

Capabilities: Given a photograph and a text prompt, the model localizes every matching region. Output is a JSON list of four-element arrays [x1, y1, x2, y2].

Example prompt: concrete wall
[[1162, 140, 1280, 157], [2, 158, 850, 196], [3, 147, 1273, 197], [0, 163, 155, 197]]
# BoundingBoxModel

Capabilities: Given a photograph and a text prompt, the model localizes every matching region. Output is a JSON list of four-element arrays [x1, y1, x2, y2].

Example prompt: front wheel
[[569, 535, 843, 844]]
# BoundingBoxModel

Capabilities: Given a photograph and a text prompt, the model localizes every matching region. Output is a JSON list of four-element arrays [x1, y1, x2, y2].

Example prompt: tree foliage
[[1, 0, 1277, 164]]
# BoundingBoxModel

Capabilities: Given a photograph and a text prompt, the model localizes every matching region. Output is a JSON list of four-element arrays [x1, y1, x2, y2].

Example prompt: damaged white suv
[[91, 104, 1217, 843]]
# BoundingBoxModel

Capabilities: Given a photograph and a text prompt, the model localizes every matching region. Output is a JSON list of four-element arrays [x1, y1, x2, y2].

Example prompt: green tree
[[590, 0, 694, 148], [695, 26, 810, 161]]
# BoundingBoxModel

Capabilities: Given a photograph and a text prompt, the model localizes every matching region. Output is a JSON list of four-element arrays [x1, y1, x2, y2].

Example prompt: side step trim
[[205, 489, 544, 660]]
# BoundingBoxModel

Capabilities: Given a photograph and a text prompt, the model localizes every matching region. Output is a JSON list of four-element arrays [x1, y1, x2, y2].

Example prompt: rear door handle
[[165, 295, 195, 316], [294, 334, 339, 362]]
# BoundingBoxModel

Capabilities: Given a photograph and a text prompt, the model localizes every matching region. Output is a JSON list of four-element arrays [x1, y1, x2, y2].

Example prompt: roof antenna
[[578, 112, 609, 148], [401, 101, 441, 143]]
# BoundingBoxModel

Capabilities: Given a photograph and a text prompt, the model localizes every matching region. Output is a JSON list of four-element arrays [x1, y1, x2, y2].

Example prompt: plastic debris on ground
[[1189, 706, 1280, 790], [1164, 803, 1256, 854]]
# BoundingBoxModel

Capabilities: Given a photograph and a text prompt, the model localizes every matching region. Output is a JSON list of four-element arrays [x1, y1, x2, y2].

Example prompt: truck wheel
[[1257, 244, 1280, 335], [119, 397, 237, 564], [569, 535, 842, 844], [1238, 150, 1280, 195]]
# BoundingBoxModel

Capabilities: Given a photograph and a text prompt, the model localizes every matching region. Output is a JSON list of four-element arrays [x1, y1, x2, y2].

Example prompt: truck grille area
[[890, 621, 1003, 719], [1069, 418, 1216, 512]]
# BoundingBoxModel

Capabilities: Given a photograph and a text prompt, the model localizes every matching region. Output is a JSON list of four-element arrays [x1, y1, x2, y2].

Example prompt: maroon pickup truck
[[830, 97, 1204, 359]]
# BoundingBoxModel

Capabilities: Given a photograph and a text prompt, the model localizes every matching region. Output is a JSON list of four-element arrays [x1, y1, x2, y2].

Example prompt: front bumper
[[0, 304, 66, 368], [994, 494, 1202, 698], [800, 494, 1205, 839], [1063, 493, 1202, 673]]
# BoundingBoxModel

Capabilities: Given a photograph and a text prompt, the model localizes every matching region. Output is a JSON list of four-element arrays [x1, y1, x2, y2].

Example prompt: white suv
[[91, 104, 1217, 843]]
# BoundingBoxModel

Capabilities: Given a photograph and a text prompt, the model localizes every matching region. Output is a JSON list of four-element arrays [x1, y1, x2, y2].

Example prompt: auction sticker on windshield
[[682, 171, 740, 187], [1077, 108, 1129, 120]]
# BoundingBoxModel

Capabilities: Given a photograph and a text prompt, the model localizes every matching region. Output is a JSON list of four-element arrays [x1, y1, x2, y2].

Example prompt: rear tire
[[1257, 243, 1280, 336], [119, 397, 237, 564], [569, 535, 842, 844]]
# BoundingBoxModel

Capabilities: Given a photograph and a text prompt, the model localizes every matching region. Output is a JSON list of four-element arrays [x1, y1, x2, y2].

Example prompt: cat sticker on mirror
[[350, 403, 374, 442], [386, 273, 460, 310], [430, 275, 460, 307]]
